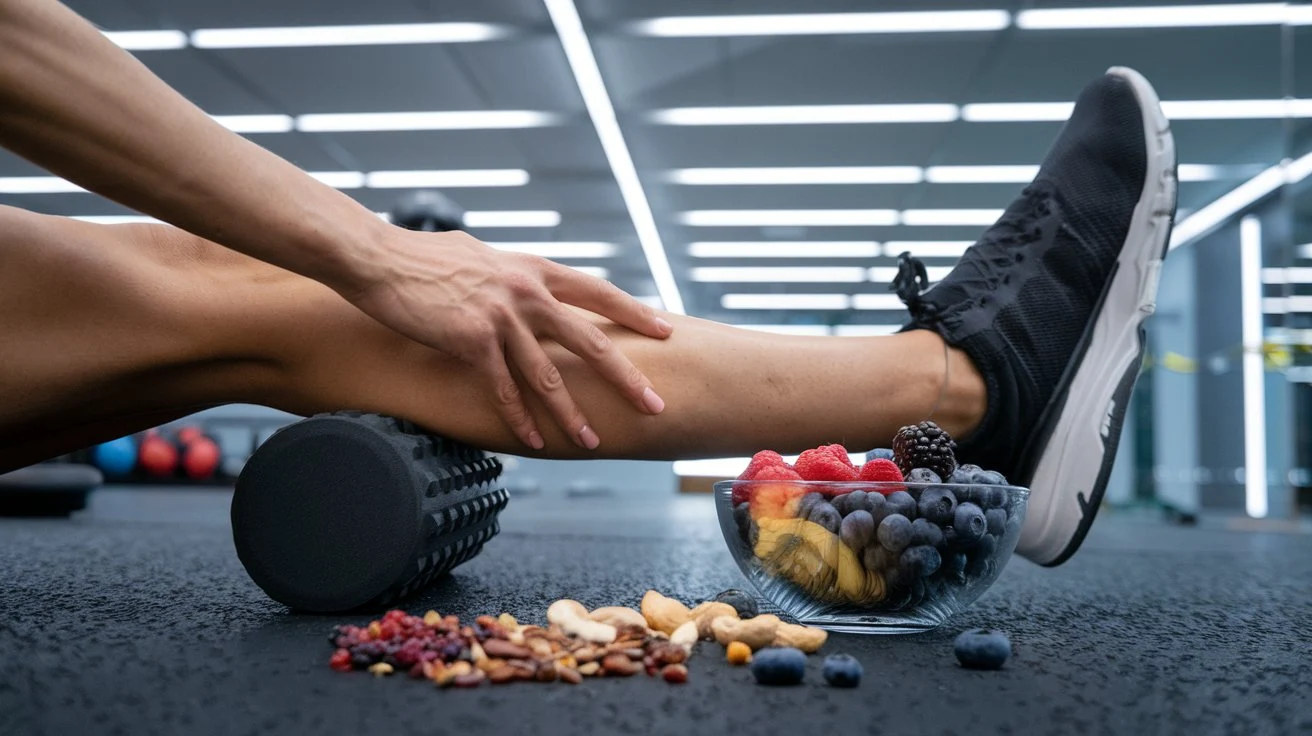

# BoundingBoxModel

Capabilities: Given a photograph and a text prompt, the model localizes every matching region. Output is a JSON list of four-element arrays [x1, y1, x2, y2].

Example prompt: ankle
[[903, 331, 987, 441]]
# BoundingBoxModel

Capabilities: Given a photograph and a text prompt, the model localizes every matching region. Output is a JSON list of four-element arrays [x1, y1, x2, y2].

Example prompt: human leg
[[0, 205, 986, 471]]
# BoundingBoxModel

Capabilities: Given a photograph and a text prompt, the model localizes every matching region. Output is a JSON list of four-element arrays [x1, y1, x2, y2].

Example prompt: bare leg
[[0, 207, 986, 470]]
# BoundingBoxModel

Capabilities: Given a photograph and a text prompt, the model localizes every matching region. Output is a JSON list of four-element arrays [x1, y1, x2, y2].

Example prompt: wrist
[[297, 198, 395, 301]]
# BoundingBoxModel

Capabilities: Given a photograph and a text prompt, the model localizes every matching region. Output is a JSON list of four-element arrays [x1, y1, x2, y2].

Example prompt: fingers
[[479, 347, 546, 451], [545, 262, 674, 340], [502, 323, 600, 451], [543, 304, 665, 420]]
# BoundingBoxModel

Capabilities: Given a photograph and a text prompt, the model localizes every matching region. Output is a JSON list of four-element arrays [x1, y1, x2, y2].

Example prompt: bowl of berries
[[716, 422, 1028, 634]]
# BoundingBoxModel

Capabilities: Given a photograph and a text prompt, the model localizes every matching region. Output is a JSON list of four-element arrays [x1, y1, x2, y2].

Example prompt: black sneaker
[[893, 67, 1176, 567], [231, 412, 509, 612]]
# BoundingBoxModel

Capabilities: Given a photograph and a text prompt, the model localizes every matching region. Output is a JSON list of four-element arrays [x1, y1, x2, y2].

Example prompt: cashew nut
[[640, 590, 691, 635], [688, 601, 739, 640], [670, 620, 699, 653], [560, 617, 617, 645], [588, 606, 647, 631], [771, 622, 828, 653], [711, 613, 780, 651], [546, 599, 589, 627]]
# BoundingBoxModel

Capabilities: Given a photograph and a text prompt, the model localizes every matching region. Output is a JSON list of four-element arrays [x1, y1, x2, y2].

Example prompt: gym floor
[[2, 487, 1309, 736]]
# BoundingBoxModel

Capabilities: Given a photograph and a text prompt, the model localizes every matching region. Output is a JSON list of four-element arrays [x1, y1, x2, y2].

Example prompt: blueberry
[[905, 468, 941, 485], [917, 486, 957, 525], [867, 492, 889, 522], [965, 534, 997, 576], [714, 589, 759, 619], [866, 448, 895, 462], [733, 503, 753, 545], [940, 526, 963, 551], [976, 470, 1008, 486], [899, 544, 942, 578], [953, 629, 1011, 670], [877, 514, 913, 552], [954, 502, 987, 543], [945, 552, 968, 582], [796, 492, 826, 519], [750, 647, 807, 685], [885, 490, 917, 520], [862, 544, 892, 572], [839, 509, 876, 551], [831, 493, 851, 516], [821, 654, 863, 688], [910, 517, 943, 547], [807, 502, 842, 534], [985, 508, 1006, 536], [983, 485, 1009, 509], [844, 490, 871, 515]]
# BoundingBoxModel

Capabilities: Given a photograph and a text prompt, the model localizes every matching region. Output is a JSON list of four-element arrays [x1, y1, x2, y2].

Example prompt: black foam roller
[[231, 412, 508, 612]]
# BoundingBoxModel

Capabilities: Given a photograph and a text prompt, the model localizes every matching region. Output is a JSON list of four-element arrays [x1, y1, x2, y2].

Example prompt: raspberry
[[734, 459, 800, 504], [795, 448, 859, 482], [858, 458, 905, 488], [738, 450, 787, 480], [819, 444, 855, 467], [752, 465, 802, 482]]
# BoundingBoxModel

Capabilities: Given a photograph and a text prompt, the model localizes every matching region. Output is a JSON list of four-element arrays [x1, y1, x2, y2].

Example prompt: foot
[[892, 67, 1176, 566]]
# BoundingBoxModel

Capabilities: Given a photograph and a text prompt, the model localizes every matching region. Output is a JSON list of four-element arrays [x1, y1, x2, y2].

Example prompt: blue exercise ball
[[92, 436, 138, 478]]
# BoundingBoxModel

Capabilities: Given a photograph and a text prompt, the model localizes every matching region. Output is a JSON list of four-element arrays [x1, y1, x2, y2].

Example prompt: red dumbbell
[[178, 426, 221, 481], [137, 430, 179, 478]]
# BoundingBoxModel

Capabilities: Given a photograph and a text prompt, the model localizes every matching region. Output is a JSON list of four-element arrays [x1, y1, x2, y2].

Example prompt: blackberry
[[892, 421, 958, 478]]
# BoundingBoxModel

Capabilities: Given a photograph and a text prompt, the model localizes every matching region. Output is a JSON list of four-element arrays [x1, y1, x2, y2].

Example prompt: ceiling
[[1, 0, 1309, 332]]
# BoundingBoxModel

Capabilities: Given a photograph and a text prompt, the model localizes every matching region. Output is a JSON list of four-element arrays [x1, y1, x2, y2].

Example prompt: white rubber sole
[[1015, 66, 1177, 566]]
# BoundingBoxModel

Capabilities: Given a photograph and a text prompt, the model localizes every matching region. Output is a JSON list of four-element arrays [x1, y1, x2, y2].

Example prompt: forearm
[[0, 0, 385, 294]]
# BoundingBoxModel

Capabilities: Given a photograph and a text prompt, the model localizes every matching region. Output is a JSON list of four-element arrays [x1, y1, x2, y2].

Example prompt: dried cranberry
[[379, 622, 399, 640], [329, 649, 352, 672]]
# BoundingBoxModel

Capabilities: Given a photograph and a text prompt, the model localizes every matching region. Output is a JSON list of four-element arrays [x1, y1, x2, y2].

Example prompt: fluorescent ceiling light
[[1239, 216, 1267, 519], [462, 211, 560, 228], [568, 266, 610, 280], [962, 102, 1074, 122], [1170, 151, 1312, 249], [669, 166, 924, 185], [1178, 164, 1226, 182], [489, 242, 616, 258], [1261, 267, 1312, 284], [1298, 243, 1312, 260], [901, 209, 1004, 226], [1292, 5, 1312, 24], [1162, 99, 1312, 120], [1016, 4, 1290, 29], [1264, 297, 1312, 313], [0, 177, 85, 194], [691, 267, 867, 283], [674, 452, 865, 477], [633, 10, 1010, 36], [721, 293, 851, 310], [70, 215, 160, 224], [852, 293, 906, 311], [307, 171, 365, 189], [545, 0, 683, 315], [925, 165, 1038, 183], [832, 324, 901, 337], [868, 266, 953, 283], [296, 110, 557, 132], [732, 324, 831, 336], [213, 114, 295, 133], [651, 104, 959, 126], [688, 242, 880, 258], [365, 169, 529, 188], [103, 30, 188, 50], [883, 241, 972, 258], [681, 210, 899, 227], [191, 23, 503, 49]]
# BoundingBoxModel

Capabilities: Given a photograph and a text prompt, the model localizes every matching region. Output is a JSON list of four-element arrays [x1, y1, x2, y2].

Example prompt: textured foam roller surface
[[231, 412, 507, 612]]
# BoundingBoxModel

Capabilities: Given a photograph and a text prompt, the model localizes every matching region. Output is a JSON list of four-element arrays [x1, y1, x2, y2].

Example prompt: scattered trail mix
[[326, 590, 835, 688]]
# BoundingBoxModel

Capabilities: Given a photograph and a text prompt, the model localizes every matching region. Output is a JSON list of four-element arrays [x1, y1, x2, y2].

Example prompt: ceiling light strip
[[103, 30, 188, 50], [543, 0, 683, 314], [1017, 4, 1291, 29], [1170, 151, 1312, 249], [191, 23, 504, 49], [632, 10, 1010, 36]]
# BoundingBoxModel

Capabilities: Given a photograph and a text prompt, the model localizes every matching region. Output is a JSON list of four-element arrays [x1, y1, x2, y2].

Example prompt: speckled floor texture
[[2, 486, 1309, 736]]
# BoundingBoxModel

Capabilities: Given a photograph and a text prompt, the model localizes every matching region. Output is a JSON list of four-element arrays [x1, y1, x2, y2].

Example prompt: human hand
[[347, 229, 672, 450]]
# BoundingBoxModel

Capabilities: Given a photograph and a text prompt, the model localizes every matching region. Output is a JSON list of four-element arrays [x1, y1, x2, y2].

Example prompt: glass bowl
[[715, 479, 1028, 634]]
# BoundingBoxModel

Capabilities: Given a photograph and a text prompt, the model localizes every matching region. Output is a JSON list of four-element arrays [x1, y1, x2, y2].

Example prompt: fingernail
[[655, 317, 674, 334], [578, 425, 600, 450], [528, 431, 544, 450], [642, 387, 665, 414]]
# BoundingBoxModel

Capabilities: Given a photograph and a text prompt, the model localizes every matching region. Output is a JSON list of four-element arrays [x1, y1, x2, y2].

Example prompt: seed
[[469, 641, 487, 664], [534, 662, 558, 682], [661, 664, 688, 684], [726, 641, 752, 666], [528, 639, 553, 658], [575, 647, 598, 663], [476, 657, 505, 674], [577, 662, 600, 676], [602, 653, 638, 676], [497, 613, 519, 631], [557, 655, 577, 669], [622, 648, 645, 660], [453, 671, 485, 688], [488, 665, 517, 684], [423, 610, 442, 627], [558, 665, 583, 685], [367, 662, 394, 677], [448, 661, 472, 677], [482, 639, 533, 660], [651, 643, 687, 665], [367, 622, 382, 639]]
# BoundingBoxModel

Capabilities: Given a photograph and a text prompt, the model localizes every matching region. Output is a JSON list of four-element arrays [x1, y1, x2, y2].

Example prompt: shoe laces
[[893, 185, 1053, 322]]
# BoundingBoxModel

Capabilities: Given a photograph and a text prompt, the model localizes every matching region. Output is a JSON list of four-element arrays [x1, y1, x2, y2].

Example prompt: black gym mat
[[1, 488, 1309, 736]]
